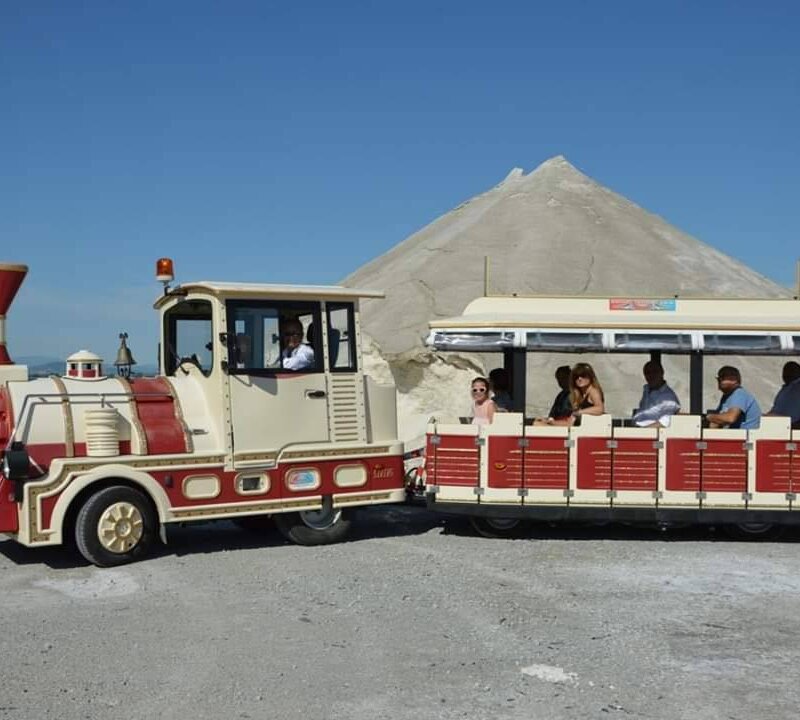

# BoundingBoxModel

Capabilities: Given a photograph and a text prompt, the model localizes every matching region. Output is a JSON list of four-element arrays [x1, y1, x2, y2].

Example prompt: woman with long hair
[[570, 362, 605, 420]]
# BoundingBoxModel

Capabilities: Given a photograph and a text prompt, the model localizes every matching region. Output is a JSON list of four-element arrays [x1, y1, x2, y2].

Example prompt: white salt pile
[[345, 156, 790, 438]]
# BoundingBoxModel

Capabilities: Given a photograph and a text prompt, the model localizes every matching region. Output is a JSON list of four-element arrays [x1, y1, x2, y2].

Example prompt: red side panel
[[487, 435, 522, 488], [0, 385, 13, 449], [129, 378, 189, 454], [666, 439, 701, 491], [427, 433, 479, 487], [613, 439, 658, 492], [0, 477, 18, 533], [576, 437, 611, 490], [756, 441, 799, 493], [702, 439, 747, 493], [369, 456, 404, 492], [523, 437, 569, 490]]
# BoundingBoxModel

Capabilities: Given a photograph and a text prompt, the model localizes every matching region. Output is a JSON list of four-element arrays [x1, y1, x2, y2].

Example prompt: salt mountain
[[343, 156, 790, 437]]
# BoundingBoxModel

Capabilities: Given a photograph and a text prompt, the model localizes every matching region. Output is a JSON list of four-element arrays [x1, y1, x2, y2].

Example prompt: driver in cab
[[281, 319, 315, 371]]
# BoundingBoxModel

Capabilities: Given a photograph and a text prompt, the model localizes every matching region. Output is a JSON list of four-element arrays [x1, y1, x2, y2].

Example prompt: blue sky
[[2, 1, 799, 363]]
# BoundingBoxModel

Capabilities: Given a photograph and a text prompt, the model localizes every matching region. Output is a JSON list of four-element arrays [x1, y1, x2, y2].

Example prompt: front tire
[[75, 486, 158, 567], [274, 497, 352, 545]]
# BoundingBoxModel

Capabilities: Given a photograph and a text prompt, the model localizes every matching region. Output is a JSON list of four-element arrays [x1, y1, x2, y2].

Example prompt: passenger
[[470, 376, 496, 426], [765, 361, 800, 428], [535, 365, 573, 426], [280, 319, 315, 371], [488, 368, 513, 412], [632, 361, 680, 427], [706, 365, 761, 430], [569, 362, 605, 422]]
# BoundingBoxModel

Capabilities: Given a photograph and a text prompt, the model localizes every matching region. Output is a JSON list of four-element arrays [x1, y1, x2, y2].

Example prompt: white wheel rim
[[97, 501, 144, 553], [299, 499, 341, 530]]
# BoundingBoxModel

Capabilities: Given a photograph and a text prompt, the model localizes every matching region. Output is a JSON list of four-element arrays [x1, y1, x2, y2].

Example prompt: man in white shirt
[[766, 361, 800, 428], [632, 361, 680, 427], [280, 319, 315, 371]]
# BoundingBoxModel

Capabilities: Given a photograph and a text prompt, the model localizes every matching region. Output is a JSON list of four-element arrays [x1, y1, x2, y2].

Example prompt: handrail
[[5, 391, 171, 453]]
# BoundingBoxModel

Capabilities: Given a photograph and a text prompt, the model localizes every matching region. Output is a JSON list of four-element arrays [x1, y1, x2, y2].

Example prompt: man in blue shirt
[[706, 365, 761, 430]]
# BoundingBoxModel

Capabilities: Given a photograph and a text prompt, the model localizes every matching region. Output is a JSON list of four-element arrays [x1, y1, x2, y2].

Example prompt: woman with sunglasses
[[570, 362, 605, 422], [470, 376, 496, 426]]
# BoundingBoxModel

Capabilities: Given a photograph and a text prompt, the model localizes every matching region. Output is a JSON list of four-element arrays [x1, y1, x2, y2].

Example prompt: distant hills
[[14, 356, 160, 378]]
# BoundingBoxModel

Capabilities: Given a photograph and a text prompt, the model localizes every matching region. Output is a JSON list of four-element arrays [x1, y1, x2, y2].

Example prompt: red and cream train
[[2, 261, 800, 566], [0, 260, 405, 566]]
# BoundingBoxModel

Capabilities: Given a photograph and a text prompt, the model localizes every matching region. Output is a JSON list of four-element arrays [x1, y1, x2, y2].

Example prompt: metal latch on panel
[[564, 438, 574, 448], [517, 438, 529, 448], [430, 435, 441, 446], [787, 443, 797, 452], [652, 441, 664, 450], [696, 441, 707, 450], [474, 437, 485, 447], [606, 440, 618, 449], [473, 487, 485, 496], [517, 488, 529, 498]]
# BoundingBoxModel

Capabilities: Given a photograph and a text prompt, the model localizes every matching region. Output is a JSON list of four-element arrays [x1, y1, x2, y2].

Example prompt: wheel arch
[[50, 465, 170, 545]]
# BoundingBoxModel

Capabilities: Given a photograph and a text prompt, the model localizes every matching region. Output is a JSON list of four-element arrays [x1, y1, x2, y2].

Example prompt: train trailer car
[[423, 293, 800, 538], [0, 260, 405, 566]]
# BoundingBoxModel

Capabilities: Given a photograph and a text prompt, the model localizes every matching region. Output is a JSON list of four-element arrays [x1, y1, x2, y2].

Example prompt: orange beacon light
[[156, 258, 174, 285]]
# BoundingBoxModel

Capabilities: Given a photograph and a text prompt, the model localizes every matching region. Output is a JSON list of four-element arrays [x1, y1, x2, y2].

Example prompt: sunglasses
[[471, 387, 487, 393], [283, 331, 302, 338]]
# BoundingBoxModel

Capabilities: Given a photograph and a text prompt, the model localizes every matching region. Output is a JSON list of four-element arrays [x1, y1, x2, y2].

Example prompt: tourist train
[[2, 259, 800, 566], [0, 260, 405, 566], [423, 294, 800, 538]]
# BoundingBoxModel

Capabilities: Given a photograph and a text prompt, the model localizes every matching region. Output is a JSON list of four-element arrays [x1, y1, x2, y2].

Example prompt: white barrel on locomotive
[[423, 293, 800, 538], [0, 260, 405, 566]]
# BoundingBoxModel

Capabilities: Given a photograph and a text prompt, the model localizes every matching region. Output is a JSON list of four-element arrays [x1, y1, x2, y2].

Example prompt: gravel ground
[[2, 505, 799, 720]]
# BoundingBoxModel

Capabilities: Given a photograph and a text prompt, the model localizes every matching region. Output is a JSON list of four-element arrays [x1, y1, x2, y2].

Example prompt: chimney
[[0, 263, 29, 383]]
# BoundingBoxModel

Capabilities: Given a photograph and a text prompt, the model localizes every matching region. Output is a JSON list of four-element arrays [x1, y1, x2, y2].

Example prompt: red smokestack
[[0, 263, 28, 365]]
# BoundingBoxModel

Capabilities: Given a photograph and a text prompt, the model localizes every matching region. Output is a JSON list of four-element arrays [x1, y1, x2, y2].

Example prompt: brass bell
[[114, 332, 137, 378]]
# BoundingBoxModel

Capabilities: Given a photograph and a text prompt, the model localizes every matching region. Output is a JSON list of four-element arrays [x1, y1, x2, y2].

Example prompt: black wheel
[[723, 522, 783, 541], [470, 516, 524, 538], [75, 486, 158, 567], [274, 497, 352, 545]]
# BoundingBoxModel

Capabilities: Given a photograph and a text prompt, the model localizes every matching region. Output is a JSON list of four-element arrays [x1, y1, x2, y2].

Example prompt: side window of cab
[[227, 300, 322, 374], [163, 299, 214, 376], [326, 302, 357, 372]]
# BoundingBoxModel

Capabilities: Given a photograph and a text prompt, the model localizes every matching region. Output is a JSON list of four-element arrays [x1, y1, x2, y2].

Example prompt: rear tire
[[75, 486, 158, 567], [274, 497, 352, 545], [723, 522, 783, 541], [470, 516, 524, 538]]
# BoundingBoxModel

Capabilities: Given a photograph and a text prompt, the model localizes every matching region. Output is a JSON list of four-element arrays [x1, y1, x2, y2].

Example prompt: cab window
[[163, 299, 214, 376], [327, 303, 357, 372], [227, 300, 322, 374]]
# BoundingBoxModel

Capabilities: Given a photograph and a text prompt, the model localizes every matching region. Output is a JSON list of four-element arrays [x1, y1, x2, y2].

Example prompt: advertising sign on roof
[[609, 298, 677, 311]]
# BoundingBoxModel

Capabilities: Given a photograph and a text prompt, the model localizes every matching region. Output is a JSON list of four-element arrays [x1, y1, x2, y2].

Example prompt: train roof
[[154, 281, 384, 308], [430, 295, 800, 332], [427, 294, 800, 354]]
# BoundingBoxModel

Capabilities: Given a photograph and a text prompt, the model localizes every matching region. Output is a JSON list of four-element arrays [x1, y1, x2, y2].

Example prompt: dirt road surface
[[2, 506, 799, 720]]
